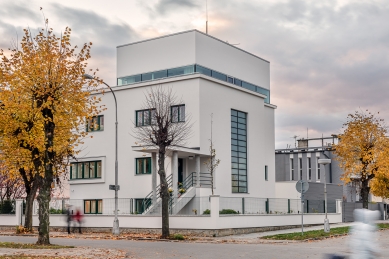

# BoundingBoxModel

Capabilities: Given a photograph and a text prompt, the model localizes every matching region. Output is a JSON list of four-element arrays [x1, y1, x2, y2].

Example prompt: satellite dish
[[296, 180, 309, 193]]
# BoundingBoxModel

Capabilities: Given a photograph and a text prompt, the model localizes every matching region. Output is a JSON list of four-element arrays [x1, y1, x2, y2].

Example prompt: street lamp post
[[83, 74, 120, 235], [318, 158, 331, 233]]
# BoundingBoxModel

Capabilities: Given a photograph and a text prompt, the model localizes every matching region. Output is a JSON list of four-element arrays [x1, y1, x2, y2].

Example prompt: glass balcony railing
[[117, 64, 270, 104]]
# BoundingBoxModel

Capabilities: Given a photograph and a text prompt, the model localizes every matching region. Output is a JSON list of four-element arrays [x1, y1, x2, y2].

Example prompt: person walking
[[74, 208, 83, 234], [66, 205, 72, 234]]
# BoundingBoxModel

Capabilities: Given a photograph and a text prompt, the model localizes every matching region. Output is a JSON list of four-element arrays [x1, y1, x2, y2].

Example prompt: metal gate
[[342, 202, 383, 222]]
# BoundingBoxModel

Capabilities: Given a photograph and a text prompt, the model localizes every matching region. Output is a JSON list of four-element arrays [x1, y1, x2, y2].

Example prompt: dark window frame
[[136, 109, 156, 127], [86, 115, 104, 132], [84, 199, 102, 214], [136, 157, 152, 175], [265, 165, 268, 181], [291, 158, 294, 181], [70, 160, 102, 180], [171, 104, 185, 123], [231, 109, 248, 193]]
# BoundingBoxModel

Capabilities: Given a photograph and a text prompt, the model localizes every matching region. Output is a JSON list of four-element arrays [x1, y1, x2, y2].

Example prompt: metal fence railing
[[28, 197, 338, 216], [219, 197, 338, 215]]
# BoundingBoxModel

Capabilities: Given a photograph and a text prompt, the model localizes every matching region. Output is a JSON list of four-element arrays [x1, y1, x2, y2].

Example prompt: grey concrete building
[[275, 136, 357, 202]]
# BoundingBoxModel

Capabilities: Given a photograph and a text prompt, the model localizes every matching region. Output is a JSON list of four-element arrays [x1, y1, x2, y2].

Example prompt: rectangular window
[[290, 158, 294, 180], [171, 105, 185, 123], [265, 165, 268, 181], [211, 70, 227, 81], [234, 78, 242, 87], [136, 158, 152, 175], [317, 158, 321, 180], [86, 115, 104, 132], [136, 109, 155, 127], [70, 161, 102, 179], [299, 158, 303, 180], [135, 199, 150, 214], [117, 74, 141, 85], [167, 65, 194, 77], [242, 81, 256, 91], [308, 157, 312, 181], [84, 199, 102, 214], [231, 109, 247, 193]]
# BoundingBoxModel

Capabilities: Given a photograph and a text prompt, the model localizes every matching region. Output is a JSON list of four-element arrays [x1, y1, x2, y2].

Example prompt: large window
[[290, 158, 294, 180], [84, 200, 102, 214], [171, 105, 185, 123], [231, 110, 247, 193], [86, 115, 104, 132], [136, 158, 151, 175], [136, 109, 156, 127], [70, 161, 102, 179]]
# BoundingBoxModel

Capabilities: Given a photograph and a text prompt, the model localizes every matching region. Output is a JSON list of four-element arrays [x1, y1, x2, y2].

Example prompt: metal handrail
[[169, 172, 196, 213], [141, 174, 173, 214]]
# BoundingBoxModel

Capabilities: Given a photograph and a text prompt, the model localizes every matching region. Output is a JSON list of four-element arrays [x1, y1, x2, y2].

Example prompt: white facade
[[70, 30, 276, 213]]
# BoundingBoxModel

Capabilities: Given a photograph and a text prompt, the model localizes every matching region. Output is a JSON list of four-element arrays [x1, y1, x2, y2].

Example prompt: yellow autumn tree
[[0, 19, 102, 244], [334, 110, 389, 209]]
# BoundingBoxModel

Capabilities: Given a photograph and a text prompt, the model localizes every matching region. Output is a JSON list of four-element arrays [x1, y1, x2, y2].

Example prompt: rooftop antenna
[[206, 0, 208, 34], [291, 135, 299, 148]]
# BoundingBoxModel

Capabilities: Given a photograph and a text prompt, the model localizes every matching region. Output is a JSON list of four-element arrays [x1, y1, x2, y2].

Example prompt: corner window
[[70, 161, 102, 179], [171, 105, 185, 123], [136, 158, 151, 175], [136, 109, 156, 127], [84, 200, 102, 214], [265, 165, 268, 181], [86, 115, 104, 132]]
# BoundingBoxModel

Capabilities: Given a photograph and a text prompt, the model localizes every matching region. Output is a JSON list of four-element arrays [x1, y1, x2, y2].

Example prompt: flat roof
[[117, 29, 269, 63]]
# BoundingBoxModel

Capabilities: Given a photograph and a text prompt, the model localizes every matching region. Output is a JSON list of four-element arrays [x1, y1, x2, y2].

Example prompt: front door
[[178, 158, 183, 184]]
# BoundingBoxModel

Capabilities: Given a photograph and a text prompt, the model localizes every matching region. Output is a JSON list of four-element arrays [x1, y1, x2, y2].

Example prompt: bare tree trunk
[[361, 180, 370, 209], [158, 150, 170, 238], [24, 183, 39, 232]]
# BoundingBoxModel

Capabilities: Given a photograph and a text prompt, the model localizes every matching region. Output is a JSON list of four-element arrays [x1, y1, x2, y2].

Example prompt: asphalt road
[[1, 230, 388, 259]]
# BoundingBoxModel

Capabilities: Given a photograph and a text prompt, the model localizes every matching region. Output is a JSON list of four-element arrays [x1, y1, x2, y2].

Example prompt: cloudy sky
[[1, 0, 388, 149]]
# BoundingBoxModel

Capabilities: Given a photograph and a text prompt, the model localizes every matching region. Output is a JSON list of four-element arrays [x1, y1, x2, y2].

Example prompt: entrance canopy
[[131, 145, 210, 158]]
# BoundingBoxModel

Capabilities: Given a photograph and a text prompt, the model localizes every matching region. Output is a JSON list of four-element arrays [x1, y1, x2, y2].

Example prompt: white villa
[[69, 30, 276, 215]]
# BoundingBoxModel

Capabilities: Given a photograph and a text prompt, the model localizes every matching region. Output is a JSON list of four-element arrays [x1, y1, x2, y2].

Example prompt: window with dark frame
[[308, 157, 312, 180], [136, 158, 152, 175], [231, 109, 247, 193], [291, 158, 294, 180], [70, 161, 102, 179], [84, 199, 102, 214], [86, 115, 104, 132], [136, 109, 156, 127], [171, 105, 185, 123], [265, 165, 268, 181]]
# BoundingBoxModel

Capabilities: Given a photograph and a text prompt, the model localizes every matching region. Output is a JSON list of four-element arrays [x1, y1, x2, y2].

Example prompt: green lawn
[[261, 223, 389, 241], [0, 242, 73, 249]]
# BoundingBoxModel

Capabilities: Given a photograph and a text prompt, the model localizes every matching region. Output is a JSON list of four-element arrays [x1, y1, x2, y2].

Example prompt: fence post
[[210, 195, 220, 218], [266, 198, 269, 214], [15, 200, 23, 226], [323, 200, 325, 213], [288, 199, 290, 213], [306, 200, 309, 213]]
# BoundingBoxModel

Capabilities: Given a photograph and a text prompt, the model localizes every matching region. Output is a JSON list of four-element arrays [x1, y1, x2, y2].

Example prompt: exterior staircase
[[142, 172, 196, 215]]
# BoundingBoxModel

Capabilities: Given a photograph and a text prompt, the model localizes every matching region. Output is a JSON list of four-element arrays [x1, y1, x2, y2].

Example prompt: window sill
[[135, 173, 152, 176], [69, 178, 104, 185]]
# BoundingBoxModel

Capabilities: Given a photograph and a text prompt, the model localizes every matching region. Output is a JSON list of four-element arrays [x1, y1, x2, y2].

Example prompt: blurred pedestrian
[[73, 207, 83, 234], [65, 205, 72, 234], [349, 209, 380, 259]]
